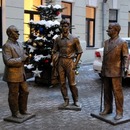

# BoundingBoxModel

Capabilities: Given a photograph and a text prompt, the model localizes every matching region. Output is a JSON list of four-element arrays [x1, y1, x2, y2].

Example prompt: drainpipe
[[102, 0, 108, 46]]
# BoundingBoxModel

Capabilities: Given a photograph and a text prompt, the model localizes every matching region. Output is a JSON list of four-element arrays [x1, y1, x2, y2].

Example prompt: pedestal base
[[58, 103, 82, 111], [3, 114, 35, 123], [91, 112, 130, 125]]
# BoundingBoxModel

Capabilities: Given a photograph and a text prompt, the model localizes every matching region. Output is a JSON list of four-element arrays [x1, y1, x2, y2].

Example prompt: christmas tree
[[24, 1, 64, 85]]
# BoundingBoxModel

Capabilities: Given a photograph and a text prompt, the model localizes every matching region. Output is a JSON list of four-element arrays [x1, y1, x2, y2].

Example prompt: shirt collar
[[60, 33, 71, 39], [109, 35, 119, 42]]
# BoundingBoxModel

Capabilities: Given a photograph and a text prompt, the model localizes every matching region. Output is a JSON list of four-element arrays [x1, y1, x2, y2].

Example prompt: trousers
[[7, 81, 29, 115], [103, 77, 123, 115], [58, 57, 78, 102]]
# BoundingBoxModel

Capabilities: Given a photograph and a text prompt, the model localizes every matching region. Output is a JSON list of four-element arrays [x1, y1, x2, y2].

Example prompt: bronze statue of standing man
[[100, 23, 129, 120], [52, 19, 83, 107], [2, 25, 30, 118]]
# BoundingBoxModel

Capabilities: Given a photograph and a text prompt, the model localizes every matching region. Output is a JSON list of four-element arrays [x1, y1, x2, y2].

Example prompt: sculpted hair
[[6, 25, 16, 37], [60, 19, 70, 26], [111, 23, 121, 34]]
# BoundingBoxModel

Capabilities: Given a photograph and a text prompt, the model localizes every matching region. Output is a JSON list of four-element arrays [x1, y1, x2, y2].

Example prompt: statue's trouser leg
[[103, 77, 113, 112], [69, 85, 78, 103], [61, 83, 69, 101], [58, 58, 77, 103], [8, 82, 19, 116], [66, 59, 78, 103], [58, 66, 68, 101], [58, 58, 69, 102], [8, 82, 29, 116], [18, 82, 29, 114], [103, 77, 123, 115], [112, 77, 123, 115]]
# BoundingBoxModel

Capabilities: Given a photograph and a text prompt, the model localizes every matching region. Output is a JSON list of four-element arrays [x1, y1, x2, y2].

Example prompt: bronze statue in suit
[[100, 23, 129, 120], [2, 25, 29, 118], [52, 19, 83, 107]]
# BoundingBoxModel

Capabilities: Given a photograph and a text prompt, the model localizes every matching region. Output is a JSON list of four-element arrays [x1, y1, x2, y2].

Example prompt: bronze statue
[[52, 19, 83, 107], [2, 25, 30, 118], [100, 23, 129, 120]]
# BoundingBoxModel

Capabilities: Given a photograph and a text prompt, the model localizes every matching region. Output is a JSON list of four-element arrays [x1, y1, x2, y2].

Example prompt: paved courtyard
[[0, 64, 130, 130]]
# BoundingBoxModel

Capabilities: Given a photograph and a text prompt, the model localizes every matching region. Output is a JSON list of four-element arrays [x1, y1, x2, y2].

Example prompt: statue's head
[[106, 23, 121, 38], [60, 19, 70, 35], [6, 25, 20, 41], [60, 19, 70, 26]]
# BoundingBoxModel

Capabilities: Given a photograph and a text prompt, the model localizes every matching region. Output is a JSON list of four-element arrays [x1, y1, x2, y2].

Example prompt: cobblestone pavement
[[1, 64, 130, 130]]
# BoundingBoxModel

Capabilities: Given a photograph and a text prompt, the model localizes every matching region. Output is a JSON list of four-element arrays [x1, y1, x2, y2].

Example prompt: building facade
[[0, 0, 130, 73]]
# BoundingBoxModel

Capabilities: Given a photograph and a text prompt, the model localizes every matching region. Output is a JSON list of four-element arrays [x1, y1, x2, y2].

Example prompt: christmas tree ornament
[[75, 70, 79, 75], [38, 42, 43, 46], [33, 42, 37, 47], [56, 11, 60, 16], [44, 59, 49, 63], [32, 68, 42, 77], [29, 54, 32, 58], [49, 30, 54, 35], [47, 34, 51, 37]]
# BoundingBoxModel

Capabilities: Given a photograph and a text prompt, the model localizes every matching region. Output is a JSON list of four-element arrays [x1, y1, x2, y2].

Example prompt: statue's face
[[10, 27, 20, 41], [106, 24, 118, 38], [61, 23, 69, 34], [107, 25, 115, 37]]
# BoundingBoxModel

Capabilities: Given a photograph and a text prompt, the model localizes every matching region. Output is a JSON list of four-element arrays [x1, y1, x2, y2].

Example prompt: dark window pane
[[109, 9, 118, 23]]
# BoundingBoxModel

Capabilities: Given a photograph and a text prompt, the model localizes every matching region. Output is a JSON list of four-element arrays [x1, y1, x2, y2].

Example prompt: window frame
[[61, 1, 72, 33], [128, 11, 130, 37], [0, 0, 2, 48], [109, 9, 118, 23], [86, 6, 95, 47], [24, 0, 43, 41]]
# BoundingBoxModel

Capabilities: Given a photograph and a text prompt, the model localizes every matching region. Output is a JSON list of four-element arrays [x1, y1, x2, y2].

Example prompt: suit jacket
[[102, 37, 129, 77], [2, 39, 27, 82]]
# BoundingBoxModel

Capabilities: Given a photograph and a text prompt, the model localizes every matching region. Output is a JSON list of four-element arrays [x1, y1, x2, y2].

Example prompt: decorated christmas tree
[[23, 1, 64, 85]]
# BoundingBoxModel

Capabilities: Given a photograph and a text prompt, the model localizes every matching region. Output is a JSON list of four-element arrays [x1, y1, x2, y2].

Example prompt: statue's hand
[[124, 68, 128, 78]]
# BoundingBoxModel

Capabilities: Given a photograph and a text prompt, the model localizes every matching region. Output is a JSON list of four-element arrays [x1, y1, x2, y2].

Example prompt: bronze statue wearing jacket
[[100, 23, 129, 120], [2, 25, 29, 118]]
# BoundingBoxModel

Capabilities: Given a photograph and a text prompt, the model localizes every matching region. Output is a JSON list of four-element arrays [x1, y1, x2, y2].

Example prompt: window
[[86, 6, 95, 47], [109, 9, 118, 23], [0, 0, 2, 47], [128, 11, 130, 37], [24, 0, 45, 41], [61, 2, 72, 32]]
